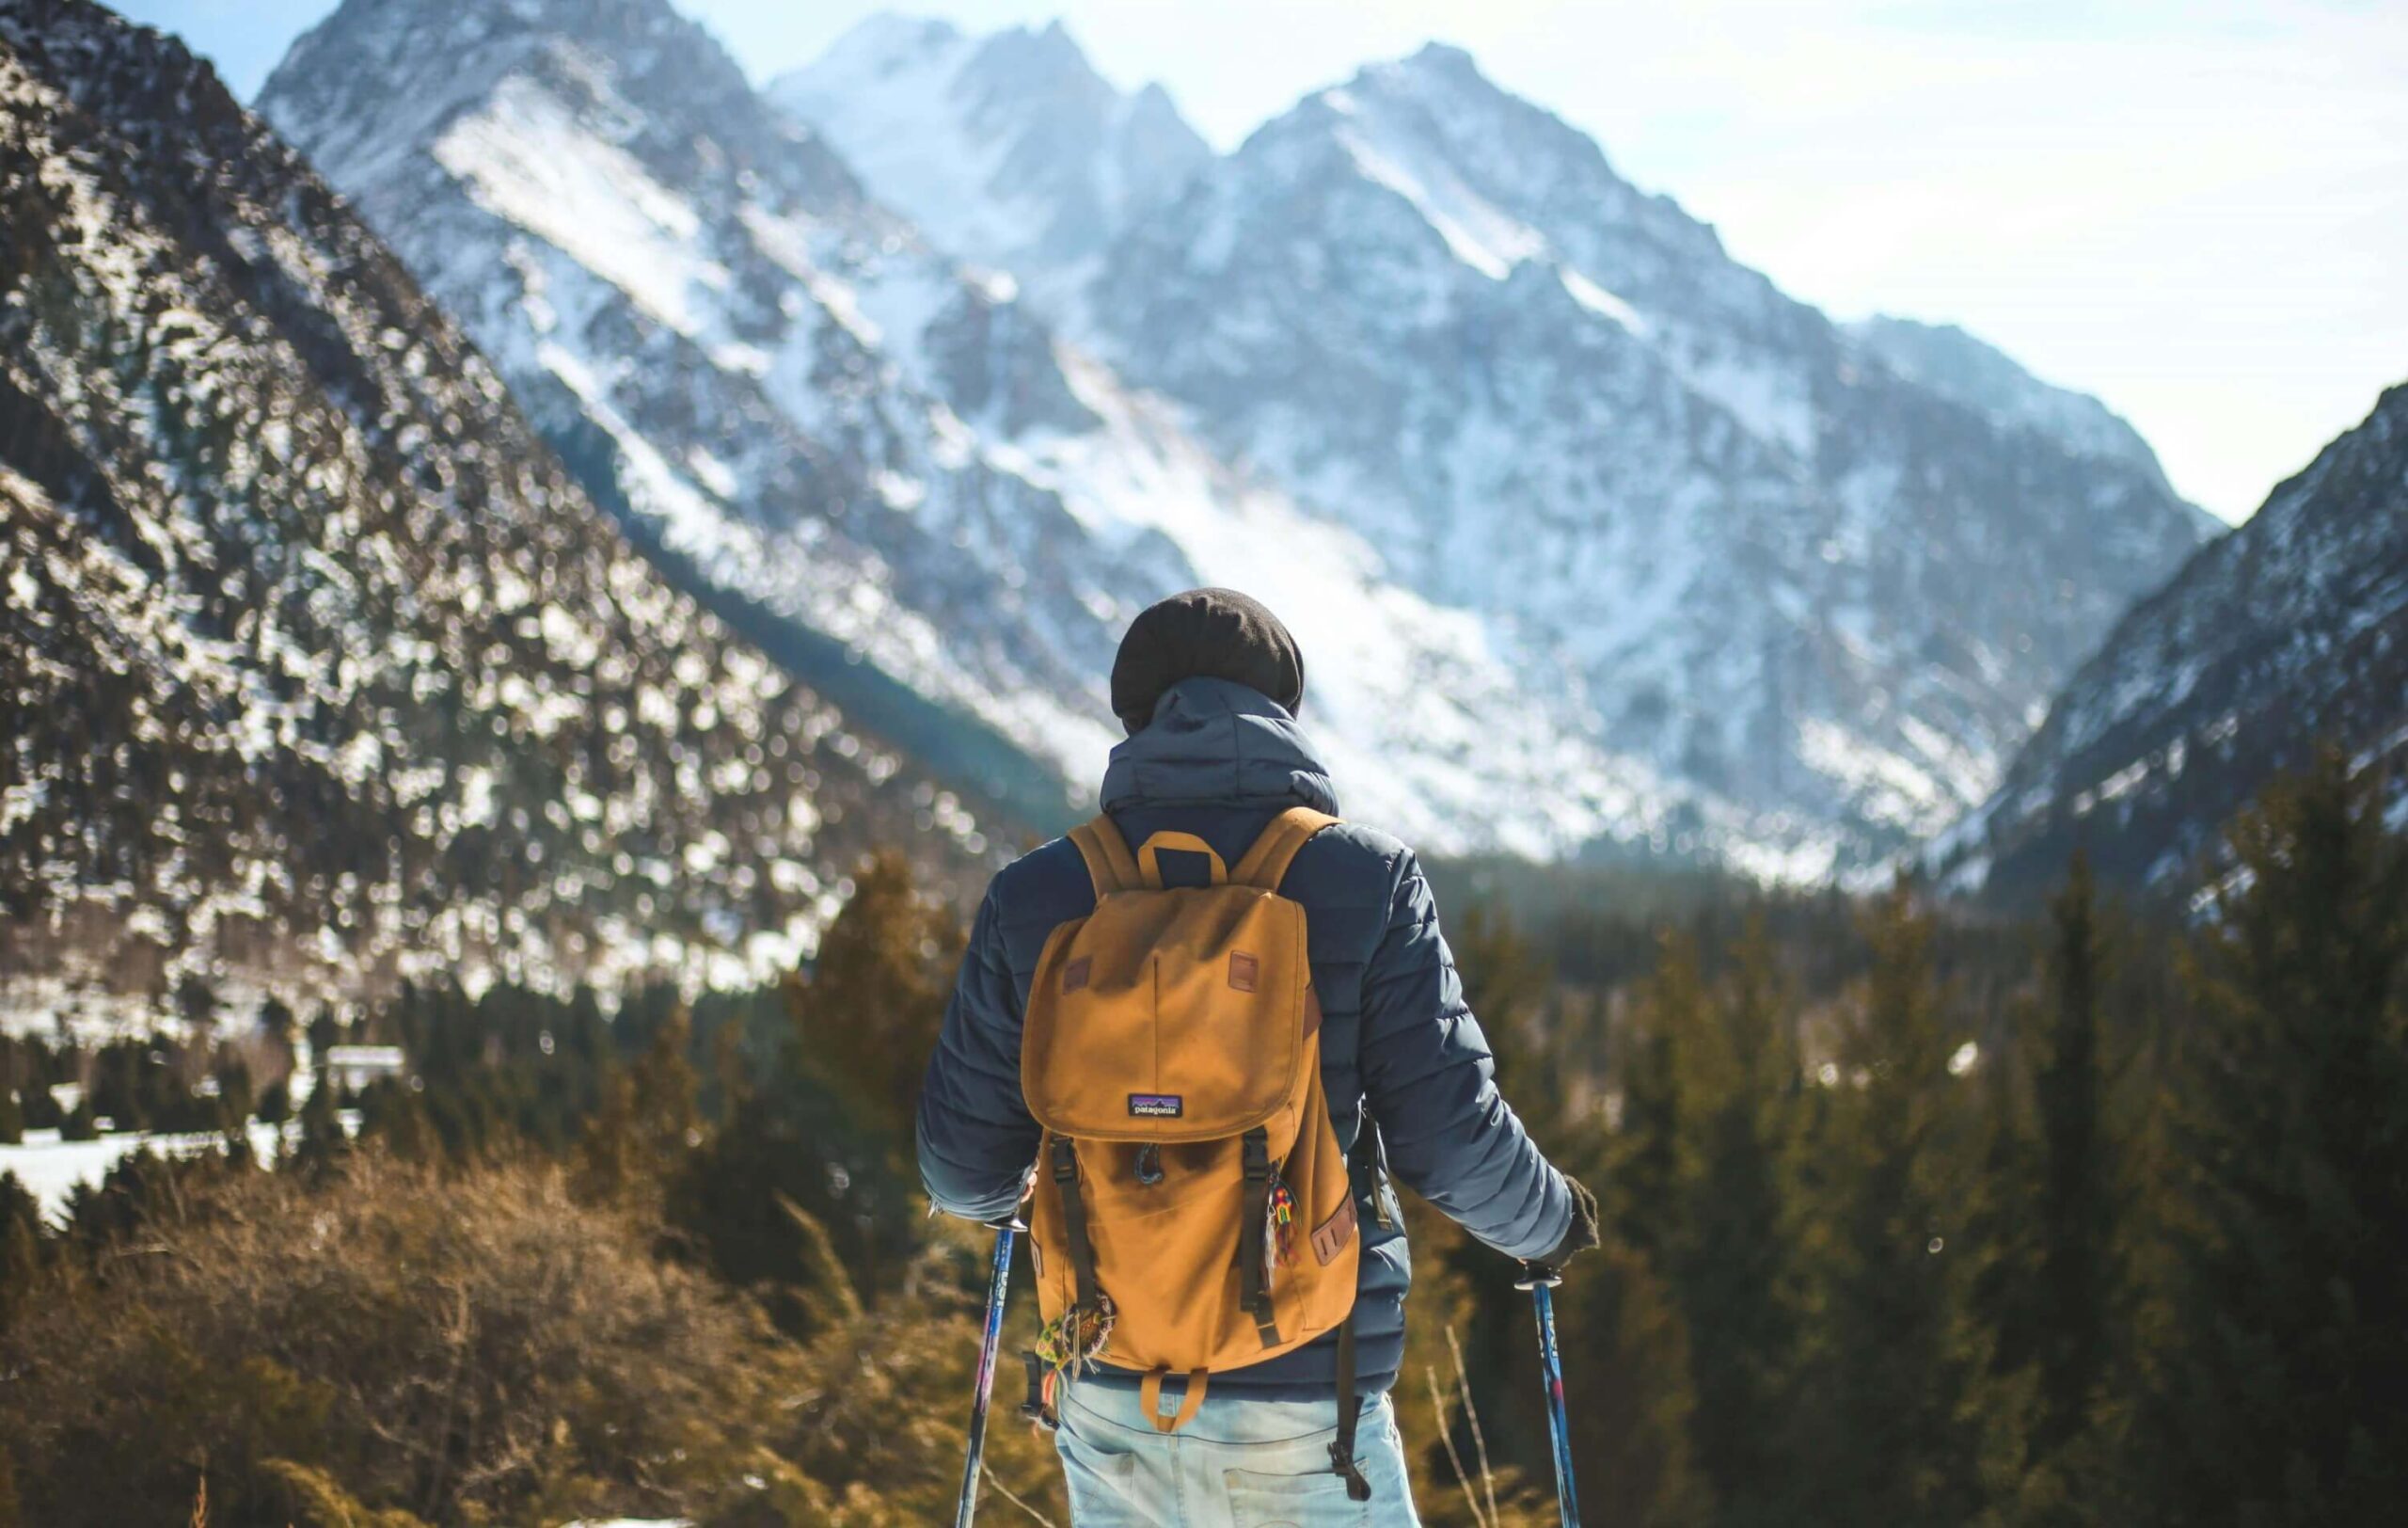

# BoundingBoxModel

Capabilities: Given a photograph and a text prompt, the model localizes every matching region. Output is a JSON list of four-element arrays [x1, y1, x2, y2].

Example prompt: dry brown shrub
[[0, 1150, 793, 1525], [0, 1149, 1075, 1528]]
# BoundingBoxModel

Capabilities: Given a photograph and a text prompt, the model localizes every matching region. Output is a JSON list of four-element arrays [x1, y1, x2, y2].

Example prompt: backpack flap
[[1022, 880, 1313, 1146]]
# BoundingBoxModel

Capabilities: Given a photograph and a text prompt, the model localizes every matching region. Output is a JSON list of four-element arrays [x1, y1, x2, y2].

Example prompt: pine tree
[[0, 1171, 41, 1334], [1454, 898, 1564, 1135], [2018, 852, 2124, 1514], [1425, 896, 1714, 1513], [305, 1004, 341, 1063], [669, 1077, 907, 1337], [572, 1010, 700, 1205], [789, 852, 960, 1149], [292, 1071, 347, 1177], [1672, 917, 1809, 1528], [258, 995, 295, 1054], [1804, 883, 2003, 1528], [1549, 1242, 1711, 1528], [0, 1039, 21, 1147], [2140, 754, 2408, 1524], [211, 1055, 253, 1133], [1611, 931, 1699, 1265], [361, 1080, 440, 1163]]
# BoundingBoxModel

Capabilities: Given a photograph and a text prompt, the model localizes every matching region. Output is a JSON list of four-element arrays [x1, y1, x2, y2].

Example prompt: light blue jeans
[[1054, 1377, 1421, 1527]]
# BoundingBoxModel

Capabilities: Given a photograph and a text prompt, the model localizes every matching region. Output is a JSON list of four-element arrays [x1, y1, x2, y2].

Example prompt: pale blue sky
[[119, 0, 2408, 524]]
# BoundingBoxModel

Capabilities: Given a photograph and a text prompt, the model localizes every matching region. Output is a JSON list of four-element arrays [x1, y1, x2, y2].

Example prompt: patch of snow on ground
[[0, 1116, 357, 1225]]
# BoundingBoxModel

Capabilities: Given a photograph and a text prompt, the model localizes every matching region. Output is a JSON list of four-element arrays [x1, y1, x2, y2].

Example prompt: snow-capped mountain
[[768, 15, 1211, 313], [1940, 382, 2408, 900], [0, 0, 983, 1026], [1079, 44, 2215, 869], [779, 25, 2214, 873], [259, 0, 1688, 860], [253, 1, 2215, 876]]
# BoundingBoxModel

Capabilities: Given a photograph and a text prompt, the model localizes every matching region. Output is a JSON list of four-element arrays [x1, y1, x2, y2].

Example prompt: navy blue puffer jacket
[[915, 676, 1576, 1398]]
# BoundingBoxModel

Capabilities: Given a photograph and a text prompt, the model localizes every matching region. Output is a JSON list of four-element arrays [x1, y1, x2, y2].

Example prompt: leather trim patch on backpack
[[1062, 956, 1092, 994], [1311, 1194, 1357, 1266], [1228, 951, 1259, 992]]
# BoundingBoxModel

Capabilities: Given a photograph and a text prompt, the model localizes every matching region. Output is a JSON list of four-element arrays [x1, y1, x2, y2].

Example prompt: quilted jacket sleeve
[[1356, 846, 1574, 1262], [915, 880, 1039, 1222]]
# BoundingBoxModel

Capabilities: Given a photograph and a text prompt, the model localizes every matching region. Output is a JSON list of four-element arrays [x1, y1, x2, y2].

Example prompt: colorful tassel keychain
[[1263, 1173, 1298, 1283], [1034, 1291, 1117, 1378]]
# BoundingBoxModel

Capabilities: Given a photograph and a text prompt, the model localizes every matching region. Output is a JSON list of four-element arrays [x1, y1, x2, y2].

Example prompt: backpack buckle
[[1133, 1142, 1164, 1186]]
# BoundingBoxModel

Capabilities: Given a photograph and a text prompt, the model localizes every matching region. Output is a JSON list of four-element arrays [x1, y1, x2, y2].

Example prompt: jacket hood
[[1100, 677, 1339, 815]]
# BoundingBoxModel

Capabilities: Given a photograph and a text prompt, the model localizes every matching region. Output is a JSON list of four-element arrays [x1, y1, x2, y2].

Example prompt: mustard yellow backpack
[[1022, 805, 1369, 1478]]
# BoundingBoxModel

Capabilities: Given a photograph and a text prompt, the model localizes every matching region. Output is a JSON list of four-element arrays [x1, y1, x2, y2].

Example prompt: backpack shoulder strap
[[1067, 813, 1141, 897], [1232, 806, 1341, 891]]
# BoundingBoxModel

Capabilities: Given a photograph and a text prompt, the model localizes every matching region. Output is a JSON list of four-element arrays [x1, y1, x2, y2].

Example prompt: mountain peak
[[265, 0, 866, 229], [769, 15, 1208, 290], [1400, 39, 1482, 76], [816, 10, 966, 71], [1349, 37, 1517, 112], [971, 15, 1111, 93]]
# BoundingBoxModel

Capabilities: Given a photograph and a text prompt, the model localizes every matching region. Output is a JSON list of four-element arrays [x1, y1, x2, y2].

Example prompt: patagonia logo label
[[1128, 1093, 1184, 1119]]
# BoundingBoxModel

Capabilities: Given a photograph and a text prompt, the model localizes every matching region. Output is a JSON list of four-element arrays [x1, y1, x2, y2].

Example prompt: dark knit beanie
[[1110, 588, 1306, 735]]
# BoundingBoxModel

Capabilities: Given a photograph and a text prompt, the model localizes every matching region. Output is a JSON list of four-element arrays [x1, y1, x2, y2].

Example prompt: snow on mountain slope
[[1940, 382, 2408, 900], [1071, 41, 2214, 869], [1844, 316, 2193, 500], [0, 0, 985, 1023], [258, 0, 1654, 856], [768, 14, 1211, 313]]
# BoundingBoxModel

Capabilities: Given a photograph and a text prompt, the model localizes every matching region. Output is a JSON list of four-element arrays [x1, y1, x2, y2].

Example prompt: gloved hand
[[1536, 1173, 1601, 1270]]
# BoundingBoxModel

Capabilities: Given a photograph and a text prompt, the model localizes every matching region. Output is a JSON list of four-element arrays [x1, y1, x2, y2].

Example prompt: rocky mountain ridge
[[0, 0, 984, 1029], [1939, 382, 2408, 899]]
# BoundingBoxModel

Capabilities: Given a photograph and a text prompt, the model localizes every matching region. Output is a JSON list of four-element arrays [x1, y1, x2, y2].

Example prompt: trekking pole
[[1516, 1263, 1582, 1528], [954, 1216, 1022, 1528]]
